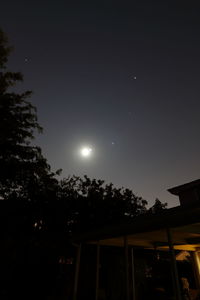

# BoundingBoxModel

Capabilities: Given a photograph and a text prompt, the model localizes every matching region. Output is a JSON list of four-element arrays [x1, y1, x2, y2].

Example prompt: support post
[[191, 251, 200, 289], [73, 243, 81, 300], [95, 242, 100, 300], [124, 236, 130, 300], [166, 228, 182, 300], [131, 248, 136, 300]]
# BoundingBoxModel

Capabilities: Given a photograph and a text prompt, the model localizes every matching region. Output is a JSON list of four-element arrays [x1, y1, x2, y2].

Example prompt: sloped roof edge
[[168, 179, 200, 195], [71, 205, 200, 243]]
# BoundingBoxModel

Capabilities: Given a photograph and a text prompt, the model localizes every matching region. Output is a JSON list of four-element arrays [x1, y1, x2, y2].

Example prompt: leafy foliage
[[148, 198, 168, 214], [0, 29, 59, 201], [57, 175, 148, 232]]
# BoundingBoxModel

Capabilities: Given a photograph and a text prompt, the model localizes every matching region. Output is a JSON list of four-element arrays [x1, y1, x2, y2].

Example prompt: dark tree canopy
[[0, 29, 59, 202], [57, 175, 148, 232], [148, 198, 168, 214]]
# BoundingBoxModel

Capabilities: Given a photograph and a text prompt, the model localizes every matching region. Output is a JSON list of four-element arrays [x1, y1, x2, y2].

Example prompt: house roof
[[71, 205, 200, 251], [168, 179, 200, 196]]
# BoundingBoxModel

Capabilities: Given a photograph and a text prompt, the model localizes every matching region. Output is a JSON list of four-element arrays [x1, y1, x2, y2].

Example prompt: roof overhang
[[71, 206, 200, 251], [168, 179, 200, 196]]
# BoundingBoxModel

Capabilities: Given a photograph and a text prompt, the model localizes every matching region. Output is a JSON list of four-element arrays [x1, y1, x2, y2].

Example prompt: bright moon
[[80, 147, 92, 157]]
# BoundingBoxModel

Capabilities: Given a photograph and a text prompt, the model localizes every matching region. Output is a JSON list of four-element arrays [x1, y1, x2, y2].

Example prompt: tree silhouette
[[58, 175, 148, 232], [0, 29, 59, 202], [149, 198, 167, 214]]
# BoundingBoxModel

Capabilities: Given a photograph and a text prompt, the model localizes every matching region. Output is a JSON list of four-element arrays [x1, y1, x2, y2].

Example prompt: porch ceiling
[[72, 206, 200, 252], [90, 222, 200, 251]]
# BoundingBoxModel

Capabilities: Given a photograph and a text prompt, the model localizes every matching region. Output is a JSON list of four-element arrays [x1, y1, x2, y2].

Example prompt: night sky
[[1, 1, 200, 207]]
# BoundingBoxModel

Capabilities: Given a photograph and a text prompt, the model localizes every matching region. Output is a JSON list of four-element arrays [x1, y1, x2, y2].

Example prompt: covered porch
[[72, 206, 200, 300]]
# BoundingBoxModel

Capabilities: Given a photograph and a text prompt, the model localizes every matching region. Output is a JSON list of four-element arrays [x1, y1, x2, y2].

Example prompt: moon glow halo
[[80, 147, 92, 158]]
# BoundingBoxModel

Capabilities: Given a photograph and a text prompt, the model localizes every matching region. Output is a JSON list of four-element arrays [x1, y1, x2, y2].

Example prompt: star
[[128, 74, 137, 80]]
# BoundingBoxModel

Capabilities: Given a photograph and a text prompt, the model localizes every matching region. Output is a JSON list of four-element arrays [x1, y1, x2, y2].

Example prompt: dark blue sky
[[2, 1, 200, 207]]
